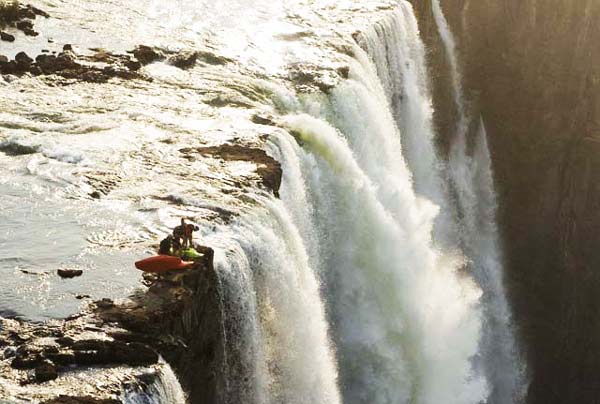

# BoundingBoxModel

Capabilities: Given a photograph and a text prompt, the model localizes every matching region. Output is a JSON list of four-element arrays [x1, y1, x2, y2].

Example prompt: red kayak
[[135, 255, 195, 273]]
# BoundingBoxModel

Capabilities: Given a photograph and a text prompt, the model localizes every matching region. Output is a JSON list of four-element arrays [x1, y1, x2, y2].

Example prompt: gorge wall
[[410, 1, 600, 402]]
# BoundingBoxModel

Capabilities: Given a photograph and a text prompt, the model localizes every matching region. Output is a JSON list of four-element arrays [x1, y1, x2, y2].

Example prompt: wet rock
[[196, 50, 233, 65], [35, 53, 77, 73], [76, 294, 91, 299], [125, 59, 142, 71], [56, 336, 75, 347], [180, 144, 283, 196], [132, 45, 164, 65], [35, 360, 58, 383], [288, 62, 343, 93], [11, 351, 43, 369], [167, 51, 198, 69], [0, 31, 15, 42], [0, 48, 148, 83], [0, 54, 7, 64], [70, 339, 158, 366], [63, 44, 73, 52], [15, 19, 33, 30], [27, 5, 50, 18], [15, 19, 37, 36], [0, 3, 19, 24], [45, 351, 76, 366], [41, 396, 121, 404], [337, 65, 350, 79], [95, 298, 114, 309], [89, 191, 101, 199], [0, 60, 18, 74], [57, 269, 83, 279], [15, 51, 33, 65], [3, 346, 16, 359], [33, 328, 61, 338], [251, 113, 276, 126], [0, 142, 39, 156]]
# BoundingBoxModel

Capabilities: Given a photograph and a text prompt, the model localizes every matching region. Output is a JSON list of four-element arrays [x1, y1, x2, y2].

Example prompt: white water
[[269, 26, 489, 399], [210, 194, 341, 404], [0, 0, 526, 402], [430, 1, 527, 402], [354, 3, 458, 247], [123, 361, 188, 404]]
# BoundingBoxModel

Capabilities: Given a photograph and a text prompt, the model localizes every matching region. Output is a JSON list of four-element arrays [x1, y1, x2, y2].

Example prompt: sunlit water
[[0, 0, 521, 403]]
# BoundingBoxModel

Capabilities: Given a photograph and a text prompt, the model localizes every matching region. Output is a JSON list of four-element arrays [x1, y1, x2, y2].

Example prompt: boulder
[[15, 20, 33, 31], [167, 51, 198, 69], [0, 31, 15, 42], [57, 269, 83, 279], [35, 53, 78, 74], [55, 336, 75, 347], [0, 60, 19, 74], [35, 360, 58, 383], [15, 51, 33, 66], [132, 45, 164, 65], [196, 50, 232, 65], [3, 346, 16, 359], [11, 351, 43, 369]]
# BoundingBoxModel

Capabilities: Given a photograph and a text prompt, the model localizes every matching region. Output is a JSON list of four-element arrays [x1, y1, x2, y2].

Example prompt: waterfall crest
[[268, 19, 489, 397], [210, 193, 341, 403]]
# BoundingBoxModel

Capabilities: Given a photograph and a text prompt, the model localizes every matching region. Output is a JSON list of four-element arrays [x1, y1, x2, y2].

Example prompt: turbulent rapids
[[0, 0, 526, 403]]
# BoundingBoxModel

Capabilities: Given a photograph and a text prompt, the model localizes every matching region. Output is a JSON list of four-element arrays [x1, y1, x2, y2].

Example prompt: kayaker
[[173, 218, 199, 249], [158, 235, 173, 255]]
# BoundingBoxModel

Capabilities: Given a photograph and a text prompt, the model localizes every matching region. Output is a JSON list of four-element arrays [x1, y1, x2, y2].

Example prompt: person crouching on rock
[[158, 235, 173, 255], [173, 218, 199, 249]]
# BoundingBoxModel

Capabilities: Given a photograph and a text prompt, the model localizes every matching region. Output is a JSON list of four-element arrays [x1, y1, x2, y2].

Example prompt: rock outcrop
[[180, 144, 283, 197], [1, 246, 225, 404]]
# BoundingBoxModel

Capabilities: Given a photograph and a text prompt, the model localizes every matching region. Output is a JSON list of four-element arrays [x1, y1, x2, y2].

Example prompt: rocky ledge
[[0, 245, 224, 403], [180, 143, 283, 197], [0, 2, 223, 84], [0, 2, 49, 38]]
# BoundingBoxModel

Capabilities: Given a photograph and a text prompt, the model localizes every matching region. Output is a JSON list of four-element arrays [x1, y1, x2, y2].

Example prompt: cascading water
[[209, 193, 341, 404], [0, 0, 529, 402], [266, 25, 488, 402], [353, 3, 458, 247], [430, 1, 527, 402], [122, 361, 187, 404]]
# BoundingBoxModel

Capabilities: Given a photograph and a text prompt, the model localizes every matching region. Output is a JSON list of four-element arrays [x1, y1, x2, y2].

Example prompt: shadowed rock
[[0, 31, 15, 42], [132, 45, 164, 65], [167, 51, 198, 69], [41, 397, 120, 404], [57, 269, 83, 278], [35, 360, 58, 383], [180, 144, 283, 197]]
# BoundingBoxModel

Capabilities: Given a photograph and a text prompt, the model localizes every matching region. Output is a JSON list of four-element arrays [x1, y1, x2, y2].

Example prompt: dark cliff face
[[410, 1, 600, 402]]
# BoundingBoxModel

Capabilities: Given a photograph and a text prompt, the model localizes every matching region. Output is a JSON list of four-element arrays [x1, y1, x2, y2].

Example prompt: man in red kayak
[[173, 218, 199, 249]]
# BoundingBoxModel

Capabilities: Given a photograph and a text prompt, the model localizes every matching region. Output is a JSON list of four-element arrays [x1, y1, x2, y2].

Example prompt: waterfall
[[430, 1, 527, 402], [209, 192, 341, 403], [354, 3, 457, 246], [130, 3, 522, 404], [266, 20, 489, 399], [122, 360, 187, 404]]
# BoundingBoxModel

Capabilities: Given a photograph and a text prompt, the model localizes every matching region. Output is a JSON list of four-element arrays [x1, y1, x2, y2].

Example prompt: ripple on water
[[0, 178, 149, 321]]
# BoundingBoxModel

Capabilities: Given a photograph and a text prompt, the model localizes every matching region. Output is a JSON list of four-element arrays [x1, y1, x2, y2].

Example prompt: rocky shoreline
[[0, 3, 229, 84], [0, 246, 223, 403]]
